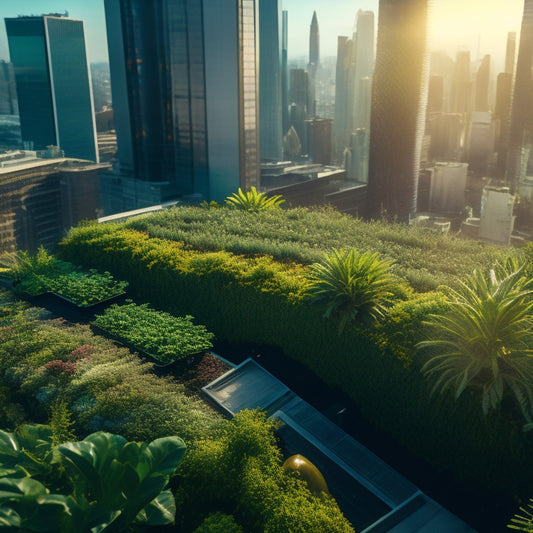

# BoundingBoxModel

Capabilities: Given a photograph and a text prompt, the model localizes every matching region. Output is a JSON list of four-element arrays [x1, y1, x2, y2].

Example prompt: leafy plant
[[93, 302, 214, 364], [418, 259, 533, 429], [0, 429, 186, 532], [225, 186, 285, 211], [306, 248, 396, 332], [0, 247, 73, 296], [46, 269, 128, 307]]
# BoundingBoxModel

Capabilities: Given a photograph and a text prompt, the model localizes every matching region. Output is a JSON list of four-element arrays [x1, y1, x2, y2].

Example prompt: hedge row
[[59, 224, 533, 502]]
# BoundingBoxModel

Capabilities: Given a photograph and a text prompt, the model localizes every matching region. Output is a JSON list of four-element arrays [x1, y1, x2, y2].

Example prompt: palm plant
[[417, 259, 533, 430], [306, 248, 396, 332], [508, 498, 533, 532], [225, 187, 285, 211]]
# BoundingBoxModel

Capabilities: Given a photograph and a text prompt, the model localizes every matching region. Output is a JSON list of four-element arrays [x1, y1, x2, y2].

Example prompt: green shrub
[[193, 512, 244, 533], [175, 410, 353, 533]]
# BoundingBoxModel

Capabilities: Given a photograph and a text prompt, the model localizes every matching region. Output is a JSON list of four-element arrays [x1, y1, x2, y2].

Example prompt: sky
[[0, 0, 526, 71]]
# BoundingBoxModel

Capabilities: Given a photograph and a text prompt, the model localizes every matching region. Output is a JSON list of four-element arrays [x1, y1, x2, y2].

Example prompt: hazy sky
[[0, 0, 526, 71]]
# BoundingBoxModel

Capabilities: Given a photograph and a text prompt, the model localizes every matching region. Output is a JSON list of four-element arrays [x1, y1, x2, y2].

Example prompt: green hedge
[[59, 224, 533, 501]]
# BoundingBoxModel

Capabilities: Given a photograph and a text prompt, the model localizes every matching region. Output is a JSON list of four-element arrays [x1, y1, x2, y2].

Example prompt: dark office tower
[[289, 68, 310, 153], [5, 15, 98, 162], [308, 11, 319, 116], [367, 0, 430, 221], [352, 10, 375, 131], [281, 10, 289, 136], [0, 61, 18, 115], [475, 54, 490, 112], [306, 118, 332, 164], [104, 0, 259, 206], [427, 75, 444, 113], [505, 31, 517, 75], [451, 50, 472, 114], [494, 72, 513, 174], [334, 36, 349, 159], [506, 0, 533, 190], [259, 0, 283, 161]]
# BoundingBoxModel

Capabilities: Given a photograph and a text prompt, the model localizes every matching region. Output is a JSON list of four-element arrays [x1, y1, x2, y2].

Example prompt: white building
[[429, 162, 468, 213], [479, 186, 515, 245]]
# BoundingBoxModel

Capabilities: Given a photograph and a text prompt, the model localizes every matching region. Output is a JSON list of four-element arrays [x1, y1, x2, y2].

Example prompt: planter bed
[[92, 302, 215, 366]]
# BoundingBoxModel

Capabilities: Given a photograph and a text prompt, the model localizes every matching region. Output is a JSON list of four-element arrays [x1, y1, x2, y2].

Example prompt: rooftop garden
[[2, 195, 532, 531]]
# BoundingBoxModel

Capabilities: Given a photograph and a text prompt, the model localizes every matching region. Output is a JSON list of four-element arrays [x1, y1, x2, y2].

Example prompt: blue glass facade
[[5, 16, 98, 162]]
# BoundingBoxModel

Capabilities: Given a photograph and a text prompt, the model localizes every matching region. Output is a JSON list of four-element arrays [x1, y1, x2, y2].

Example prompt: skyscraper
[[308, 11, 319, 117], [281, 10, 289, 137], [259, 0, 283, 161], [352, 10, 375, 131], [367, 0, 430, 221], [5, 14, 98, 162], [505, 31, 517, 75], [506, 0, 533, 190], [333, 36, 350, 159], [451, 50, 472, 115], [474, 54, 490, 112], [103, 0, 259, 208]]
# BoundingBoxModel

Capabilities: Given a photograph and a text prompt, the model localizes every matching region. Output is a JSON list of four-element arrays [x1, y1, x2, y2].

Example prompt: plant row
[[93, 302, 215, 364], [125, 205, 513, 291], [0, 248, 128, 306]]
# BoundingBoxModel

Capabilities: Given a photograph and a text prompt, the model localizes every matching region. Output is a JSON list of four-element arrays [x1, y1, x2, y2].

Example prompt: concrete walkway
[[203, 358, 477, 533]]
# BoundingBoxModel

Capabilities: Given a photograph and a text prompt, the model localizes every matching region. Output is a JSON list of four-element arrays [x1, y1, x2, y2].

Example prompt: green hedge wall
[[59, 224, 533, 501]]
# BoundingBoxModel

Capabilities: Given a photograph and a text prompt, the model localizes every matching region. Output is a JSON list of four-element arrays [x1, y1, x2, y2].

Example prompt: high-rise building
[[427, 75, 444, 113], [0, 61, 18, 115], [367, 0, 430, 221], [451, 50, 472, 115], [505, 0, 533, 191], [5, 14, 98, 162], [289, 68, 310, 154], [103, 0, 259, 209], [281, 10, 289, 136], [333, 36, 350, 159], [474, 54, 490, 112], [352, 10, 374, 131], [306, 118, 332, 165], [494, 72, 513, 174], [505, 31, 517, 75], [308, 11, 319, 117], [259, 0, 283, 162]]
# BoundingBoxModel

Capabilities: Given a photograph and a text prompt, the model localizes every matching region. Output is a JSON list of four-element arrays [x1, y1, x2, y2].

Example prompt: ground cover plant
[[46, 269, 128, 307], [93, 302, 215, 364], [58, 211, 533, 530], [0, 291, 354, 532], [124, 205, 512, 291]]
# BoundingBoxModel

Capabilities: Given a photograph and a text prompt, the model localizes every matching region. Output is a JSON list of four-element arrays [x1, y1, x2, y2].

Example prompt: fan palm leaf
[[418, 259, 533, 429]]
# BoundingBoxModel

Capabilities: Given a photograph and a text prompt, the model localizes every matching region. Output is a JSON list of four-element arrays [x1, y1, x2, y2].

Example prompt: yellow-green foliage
[[176, 410, 354, 533]]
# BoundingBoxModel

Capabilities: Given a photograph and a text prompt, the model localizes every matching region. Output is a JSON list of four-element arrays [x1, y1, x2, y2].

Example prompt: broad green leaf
[[135, 490, 176, 526]]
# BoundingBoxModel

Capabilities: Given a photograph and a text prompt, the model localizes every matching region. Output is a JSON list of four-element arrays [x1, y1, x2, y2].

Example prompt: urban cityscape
[[0, 1, 532, 533]]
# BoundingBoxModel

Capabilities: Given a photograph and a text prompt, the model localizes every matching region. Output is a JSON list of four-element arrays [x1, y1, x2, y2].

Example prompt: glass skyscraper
[[104, 0, 259, 207], [5, 15, 98, 162]]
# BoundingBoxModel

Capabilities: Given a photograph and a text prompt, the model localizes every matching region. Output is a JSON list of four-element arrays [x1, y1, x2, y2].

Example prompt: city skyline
[[0, 1, 526, 70]]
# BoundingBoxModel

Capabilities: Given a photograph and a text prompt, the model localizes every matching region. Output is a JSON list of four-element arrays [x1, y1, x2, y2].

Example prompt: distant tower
[[475, 54, 490, 112], [5, 14, 98, 162], [333, 36, 350, 159], [290, 68, 310, 153], [281, 10, 289, 136], [259, 0, 283, 161], [352, 10, 375, 131], [427, 75, 444, 113], [505, 31, 517, 75], [451, 50, 472, 115], [506, 0, 533, 191], [367, 0, 431, 221], [308, 11, 320, 116], [494, 72, 513, 175]]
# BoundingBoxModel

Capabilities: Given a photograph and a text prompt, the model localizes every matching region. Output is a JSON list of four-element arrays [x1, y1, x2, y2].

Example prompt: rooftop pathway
[[203, 358, 477, 533]]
